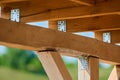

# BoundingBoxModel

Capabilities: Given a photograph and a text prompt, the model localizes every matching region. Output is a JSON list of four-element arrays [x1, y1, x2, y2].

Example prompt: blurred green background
[[0, 46, 113, 80]]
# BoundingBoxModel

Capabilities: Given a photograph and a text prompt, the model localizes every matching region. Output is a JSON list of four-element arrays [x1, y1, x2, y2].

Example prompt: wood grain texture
[[48, 15, 120, 32], [68, 0, 93, 6], [0, 0, 27, 4], [78, 57, 99, 80], [78, 58, 90, 80], [88, 57, 99, 80], [95, 30, 120, 44], [0, 18, 120, 64], [108, 66, 120, 80], [66, 15, 120, 32], [1, 0, 77, 20], [0, 0, 120, 22], [38, 52, 72, 80]]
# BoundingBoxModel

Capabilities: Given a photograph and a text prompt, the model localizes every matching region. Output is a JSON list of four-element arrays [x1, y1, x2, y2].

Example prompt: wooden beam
[[48, 15, 120, 32], [78, 57, 99, 80], [0, 18, 120, 64], [38, 51, 72, 80], [108, 66, 120, 80], [0, 0, 27, 4], [88, 57, 99, 80], [95, 30, 120, 44], [68, 0, 93, 6], [67, 15, 120, 32], [48, 21, 58, 30], [20, 0, 120, 22]]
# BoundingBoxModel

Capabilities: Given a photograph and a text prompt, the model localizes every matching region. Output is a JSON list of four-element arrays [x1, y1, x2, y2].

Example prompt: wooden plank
[[0, 0, 78, 20], [66, 15, 120, 32], [20, 0, 120, 22], [48, 15, 120, 32], [1, 0, 120, 22], [0, 0, 27, 4], [88, 57, 99, 80], [108, 66, 120, 80], [95, 30, 120, 44], [0, 18, 120, 64], [78, 57, 99, 80], [48, 21, 58, 30], [68, 0, 93, 6], [38, 51, 72, 80]]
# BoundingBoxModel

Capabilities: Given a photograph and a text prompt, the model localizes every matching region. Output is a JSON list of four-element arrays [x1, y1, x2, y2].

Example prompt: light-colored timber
[[38, 51, 72, 80], [95, 30, 120, 44], [0, 0, 119, 22], [48, 15, 120, 32], [88, 57, 99, 80], [108, 66, 120, 80], [0, 0, 27, 4], [78, 57, 99, 80], [0, 0, 119, 79], [0, 18, 120, 64], [68, 0, 93, 6]]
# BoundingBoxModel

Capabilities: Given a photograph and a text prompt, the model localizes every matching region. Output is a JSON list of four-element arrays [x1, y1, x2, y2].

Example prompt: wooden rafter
[[68, 0, 93, 6], [0, 0, 27, 4], [0, 18, 120, 64], [95, 30, 120, 44], [0, 0, 120, 22], [66, 15, 120, 32], [49, 15, 120, 32], [20, 0, 120, 22]]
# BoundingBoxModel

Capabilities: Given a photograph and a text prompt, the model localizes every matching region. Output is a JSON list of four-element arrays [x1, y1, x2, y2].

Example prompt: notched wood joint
[[38, 48, 57, 52]]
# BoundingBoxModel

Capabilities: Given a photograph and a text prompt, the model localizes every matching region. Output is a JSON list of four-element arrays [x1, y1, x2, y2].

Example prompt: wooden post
[[78, 57, 90, 80], [78, 56, 99, 80], [37, 51, 72, 80], [89, 57, 99, 80]]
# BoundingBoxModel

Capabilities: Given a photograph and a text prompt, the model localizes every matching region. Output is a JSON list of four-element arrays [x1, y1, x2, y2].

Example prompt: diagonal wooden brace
[[108, 65, 120, 80], [37, 51, 72, 80]]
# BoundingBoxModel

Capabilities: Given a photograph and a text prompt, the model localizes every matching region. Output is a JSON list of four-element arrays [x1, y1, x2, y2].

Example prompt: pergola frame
[[0, 0, 120, 80]]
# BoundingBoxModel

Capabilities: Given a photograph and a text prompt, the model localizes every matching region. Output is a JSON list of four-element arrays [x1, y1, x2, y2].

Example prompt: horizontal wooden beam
[[68, 0, 93, 6], [20, 0, 120, 22], [95, 30, 120, 44], [0, 18, 120, 64], [49, 15, 120, 32], [67, 15, 120, 32], [0, 0, 27, 4]]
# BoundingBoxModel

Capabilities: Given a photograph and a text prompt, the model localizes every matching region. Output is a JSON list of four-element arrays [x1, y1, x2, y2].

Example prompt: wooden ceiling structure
[[0, 0, 120, 80]]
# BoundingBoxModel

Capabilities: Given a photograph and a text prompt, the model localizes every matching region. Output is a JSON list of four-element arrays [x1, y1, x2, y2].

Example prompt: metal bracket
[[79, 56, 88, 70], [11, 9, 20, 22], [103, 32, 111, 43], [58, 20, 66, 32]]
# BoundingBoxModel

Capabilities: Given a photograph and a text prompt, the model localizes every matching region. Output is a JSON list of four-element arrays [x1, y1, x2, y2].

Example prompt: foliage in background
[[0, 47, 46, 75], [0, 47, 113, 80]]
